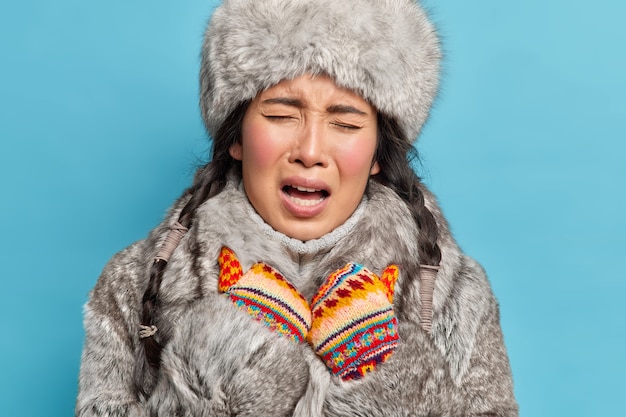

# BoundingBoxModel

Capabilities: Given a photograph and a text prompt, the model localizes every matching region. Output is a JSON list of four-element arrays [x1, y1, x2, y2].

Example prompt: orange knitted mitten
[[308, 263, 400, 380], [218, 247, 312, 343]]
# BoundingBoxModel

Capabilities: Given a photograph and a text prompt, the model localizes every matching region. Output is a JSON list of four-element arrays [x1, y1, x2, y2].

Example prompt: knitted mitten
[[218, 247, 312, 343], [308, 263, 400, 380]]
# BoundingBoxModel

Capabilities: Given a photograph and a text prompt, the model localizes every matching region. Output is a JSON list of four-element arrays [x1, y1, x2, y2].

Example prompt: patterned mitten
[[308, 263, 400, 380], [218, 247, 311, 343]]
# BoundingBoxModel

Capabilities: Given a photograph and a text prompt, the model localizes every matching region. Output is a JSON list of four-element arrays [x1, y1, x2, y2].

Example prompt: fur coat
[[76, 179, 518, 416]]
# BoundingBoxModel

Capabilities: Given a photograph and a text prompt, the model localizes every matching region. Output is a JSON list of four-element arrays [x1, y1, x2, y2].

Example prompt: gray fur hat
[[200, 0, 440, 142]]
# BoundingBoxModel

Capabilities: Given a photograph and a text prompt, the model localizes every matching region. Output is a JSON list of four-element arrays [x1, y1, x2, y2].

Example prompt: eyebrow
[[261, 98, 368, 116], [327, 104, 368, 116], [261, 97, 304, 108]]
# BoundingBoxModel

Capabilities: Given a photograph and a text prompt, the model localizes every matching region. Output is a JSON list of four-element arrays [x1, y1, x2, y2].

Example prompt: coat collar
[[157, 177, 485, 384]]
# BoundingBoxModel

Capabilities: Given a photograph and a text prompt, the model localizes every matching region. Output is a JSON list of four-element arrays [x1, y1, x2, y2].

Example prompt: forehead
[[255, 74, 374, 113]]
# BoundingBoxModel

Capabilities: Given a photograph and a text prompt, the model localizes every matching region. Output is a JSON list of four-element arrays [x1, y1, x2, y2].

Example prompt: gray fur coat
[[76, 179, 518, 416]]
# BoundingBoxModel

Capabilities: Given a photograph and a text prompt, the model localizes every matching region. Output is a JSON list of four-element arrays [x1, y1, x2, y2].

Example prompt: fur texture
[[200, 0, 441, 142], [76, 180, 518, 416]]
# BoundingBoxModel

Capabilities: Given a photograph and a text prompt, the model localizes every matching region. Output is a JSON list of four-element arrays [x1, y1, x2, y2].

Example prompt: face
[[229, 74, 380, 241]]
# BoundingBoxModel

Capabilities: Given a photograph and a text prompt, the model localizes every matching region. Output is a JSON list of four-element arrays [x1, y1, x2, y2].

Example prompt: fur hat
[[200, 0, 441, 142]]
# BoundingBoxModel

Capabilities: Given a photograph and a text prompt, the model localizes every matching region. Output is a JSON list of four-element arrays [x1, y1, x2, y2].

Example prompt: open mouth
[[282, 185, 329, 206]]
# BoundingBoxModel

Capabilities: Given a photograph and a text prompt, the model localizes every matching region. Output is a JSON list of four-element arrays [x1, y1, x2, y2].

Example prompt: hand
[[218, 247, 312, 343], [308, 263, 400, 380]]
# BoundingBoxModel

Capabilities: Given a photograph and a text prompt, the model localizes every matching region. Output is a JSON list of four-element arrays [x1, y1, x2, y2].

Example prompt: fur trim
[[162, 180, 487, 384], [200, 0, 440, 142], [77, 180, 517, 416]]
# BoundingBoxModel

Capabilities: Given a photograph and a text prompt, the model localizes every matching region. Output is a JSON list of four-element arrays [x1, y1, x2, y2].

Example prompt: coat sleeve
[[76, 242, 311, 417], [458, 295, 518, 416], [443, 255, 518, 416], [75, 243, 147, 417], [146, 297, 311, 417]]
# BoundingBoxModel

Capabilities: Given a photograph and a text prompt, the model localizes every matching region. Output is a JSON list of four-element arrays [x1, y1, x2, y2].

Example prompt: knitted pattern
[[218, 247, 312, 343], [308, 263, 400, 380]]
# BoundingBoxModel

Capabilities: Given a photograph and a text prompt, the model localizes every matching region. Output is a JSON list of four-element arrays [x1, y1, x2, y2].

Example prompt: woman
[[76, 0, 518, 416]]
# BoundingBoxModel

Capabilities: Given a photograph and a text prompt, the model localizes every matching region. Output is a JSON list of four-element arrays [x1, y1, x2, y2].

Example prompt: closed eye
[[265, 115, 291, 119], [331, 122, 361, 130], [264, 115, 298, 121]]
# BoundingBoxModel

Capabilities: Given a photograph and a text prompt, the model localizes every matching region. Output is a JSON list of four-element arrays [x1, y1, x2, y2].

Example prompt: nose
[[288, 121, 329, 168]]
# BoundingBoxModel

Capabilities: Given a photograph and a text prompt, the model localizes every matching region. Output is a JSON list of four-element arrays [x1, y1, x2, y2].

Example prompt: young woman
[[76, 1, 518, 416]]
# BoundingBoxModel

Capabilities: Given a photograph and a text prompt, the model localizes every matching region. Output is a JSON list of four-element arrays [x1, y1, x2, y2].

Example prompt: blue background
[[1, 1, 624, 415]]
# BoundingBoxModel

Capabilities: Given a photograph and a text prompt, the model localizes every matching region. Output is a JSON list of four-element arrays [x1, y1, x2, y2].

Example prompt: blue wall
[[1, 1, 624, 415]]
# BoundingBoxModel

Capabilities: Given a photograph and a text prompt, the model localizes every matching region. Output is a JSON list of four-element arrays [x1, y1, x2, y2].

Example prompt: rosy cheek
[[334, 134, 377, 175], [242, 121, 284, 169]]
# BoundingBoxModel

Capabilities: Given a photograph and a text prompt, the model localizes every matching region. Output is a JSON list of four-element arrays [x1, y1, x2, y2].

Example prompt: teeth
[[288, 196, 325, 206], [294, 185, 320, 192]]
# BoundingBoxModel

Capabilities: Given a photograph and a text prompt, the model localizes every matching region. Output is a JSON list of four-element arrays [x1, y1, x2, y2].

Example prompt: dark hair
[[138, 103, 441, 376], [139, 101, 248, 380], [372, 113, 442, 267]]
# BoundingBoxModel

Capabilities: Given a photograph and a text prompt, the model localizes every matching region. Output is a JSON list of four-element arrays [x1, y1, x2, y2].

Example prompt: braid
[[139, 101, 249, 376], [373, 114, 442, 267]]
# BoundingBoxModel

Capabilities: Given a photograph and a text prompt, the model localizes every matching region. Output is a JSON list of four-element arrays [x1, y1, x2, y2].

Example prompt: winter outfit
[[77, 182, 517, 416], [76, 0, 518, 416]]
